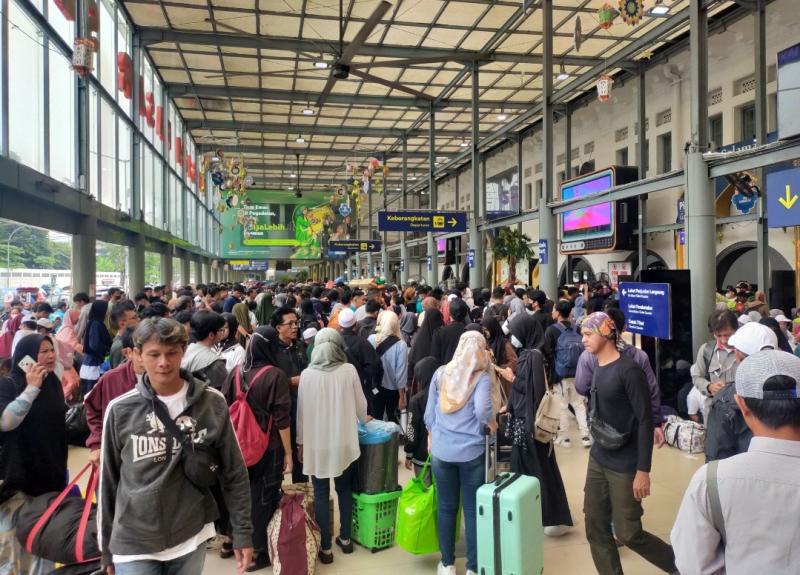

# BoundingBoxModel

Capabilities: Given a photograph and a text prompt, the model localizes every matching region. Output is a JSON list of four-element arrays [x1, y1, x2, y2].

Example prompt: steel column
[[427, 105, 439, 286], [367, 179, 373, 275], [538, 0, 557, 298], [128, 233, 146, 292], [754, 0, 769, 295], [637, 63, 648, 277], [160, 247, 173, 288], [381, 158, 388, 279], [180, 256, 190, 287], [686, 0, 716, 352], [469, 63, 484, 289], [72, 215, 97, 297], [399, 136, 409, 286], [564, 104, 572, 283]]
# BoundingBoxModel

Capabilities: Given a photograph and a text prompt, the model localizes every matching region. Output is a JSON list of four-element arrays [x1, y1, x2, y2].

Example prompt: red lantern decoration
[[155, 106, 164, 139], [54, 0, 76, 21], [145, 93, 155, 128], [87, 0, 99, 35], [116, 53, 132, 99], [597, 74, 614, 102]]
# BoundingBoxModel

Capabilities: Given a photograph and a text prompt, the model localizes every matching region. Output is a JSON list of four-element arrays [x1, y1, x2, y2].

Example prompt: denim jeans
[[431, 452, 485, 573], [311, 461, 356, 551], [113, 543, 206, 575]]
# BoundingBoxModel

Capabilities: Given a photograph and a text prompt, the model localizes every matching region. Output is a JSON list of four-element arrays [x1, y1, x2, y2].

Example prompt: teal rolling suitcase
[[476, 471, 543, 575]]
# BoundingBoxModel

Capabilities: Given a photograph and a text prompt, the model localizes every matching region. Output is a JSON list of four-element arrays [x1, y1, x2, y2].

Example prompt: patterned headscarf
[[580, 311, 623, 350], [438, 330, 490, 414]]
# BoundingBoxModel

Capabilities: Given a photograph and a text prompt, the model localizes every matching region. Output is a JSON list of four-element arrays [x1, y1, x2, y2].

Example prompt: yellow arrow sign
[[779, 184, 799, 210], [448, 217, 457, 227]]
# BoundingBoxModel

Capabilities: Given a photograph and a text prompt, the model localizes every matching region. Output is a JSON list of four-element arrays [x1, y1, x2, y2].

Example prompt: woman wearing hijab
[[0, 312, 22, 359], [254, 292, 274, 327], [218, 313, 246, 372], [233, 302, 254, 343], [404, 357, 439, 484], [55, 307, 83, 366], [297, 328, 369, 564], [0, 334, 67, 574], [368, 311, 408, 424], [759, 317, 793, 353], [432, 299, 470, 365], [482, 316, 518, 373], [506, 318, 572, 536], [79, 299, 111, 395], [222, 327, 293, 571], [424, 331, 496, 575]]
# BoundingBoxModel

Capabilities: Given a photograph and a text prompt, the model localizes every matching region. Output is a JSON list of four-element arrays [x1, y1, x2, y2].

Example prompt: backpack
[[484, 303, 509, 322], [229, 365, 273, 467], [554, 323, 583, 379], [267, 492, 321, 575], [534, 373, 561, 444], [370, 335, 400, 390]]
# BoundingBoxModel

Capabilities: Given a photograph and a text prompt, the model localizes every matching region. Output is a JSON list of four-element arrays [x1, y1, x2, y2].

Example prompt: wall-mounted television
[[559, 166, 639, 254]]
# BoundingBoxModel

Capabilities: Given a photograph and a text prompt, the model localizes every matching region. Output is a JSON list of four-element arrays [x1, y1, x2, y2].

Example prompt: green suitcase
[[476, 472, 543, 575]]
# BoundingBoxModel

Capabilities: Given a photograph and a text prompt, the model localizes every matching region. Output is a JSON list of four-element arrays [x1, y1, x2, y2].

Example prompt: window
[[49, 50, 76, 186], [639, 139, 650, 177], [90, 86, 99, 198], [709, 114, 723, 150], [142, 59, 154, 142], [48, 0, 74, 44], [616, 147, 629, 166], [100, 99, 117, 208], [524, 182, 532, 210], [154, 160, 163, 228], [116, 13, 132, 116], [658, 132, 672, 174], [118, 119, 131, 211], [9, 1, 45, 172], [144, 147, 154, 225], [97, 0, 116, 94], [536, 180, 543, 206], [739, 104, 756, 142], [153, 73, 163, 154]]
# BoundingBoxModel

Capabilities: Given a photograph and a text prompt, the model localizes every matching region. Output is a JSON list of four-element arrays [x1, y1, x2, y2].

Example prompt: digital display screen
[[560, 171, 614, 241], [437, 239, 446, 253], [485, 166, 520, 221]]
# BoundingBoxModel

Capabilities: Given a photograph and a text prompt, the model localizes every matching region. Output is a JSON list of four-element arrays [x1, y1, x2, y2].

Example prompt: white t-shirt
[[113, 382, 216, 564], [686, 386, 709, 423]]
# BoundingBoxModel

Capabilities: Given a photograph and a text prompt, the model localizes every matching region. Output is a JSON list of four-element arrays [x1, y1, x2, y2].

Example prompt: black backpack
[[484, 303, 509, 322]]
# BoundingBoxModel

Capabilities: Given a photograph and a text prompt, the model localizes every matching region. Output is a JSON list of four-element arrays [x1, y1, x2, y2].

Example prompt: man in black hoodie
[[431, 298, 469, 365], [356, 299, 381, 340], [527, 288, 554, 334], [99, 318, 253, 575], [338, 308, 382, 409]]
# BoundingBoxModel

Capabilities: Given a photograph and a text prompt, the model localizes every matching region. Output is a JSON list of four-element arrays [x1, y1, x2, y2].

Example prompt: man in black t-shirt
[[580, 312, 676, 575]]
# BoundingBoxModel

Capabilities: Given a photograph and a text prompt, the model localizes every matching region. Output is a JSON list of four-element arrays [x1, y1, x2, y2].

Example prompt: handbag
[[588, 370, 630, 451], [152, 400, 220, 488], [267, 492, 321, 575], [396, 456, 439, 555], [533, 371, 561, 444]]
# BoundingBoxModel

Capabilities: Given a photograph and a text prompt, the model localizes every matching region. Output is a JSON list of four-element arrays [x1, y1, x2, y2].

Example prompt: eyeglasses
[[280, 321, 300, 327]]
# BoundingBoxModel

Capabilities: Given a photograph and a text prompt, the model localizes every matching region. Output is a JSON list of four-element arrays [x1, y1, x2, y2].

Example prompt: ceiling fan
[[204, 1, 481, 106]]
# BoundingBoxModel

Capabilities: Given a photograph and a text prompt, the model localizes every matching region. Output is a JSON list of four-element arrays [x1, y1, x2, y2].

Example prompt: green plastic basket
[[351, 490, 402, 552]]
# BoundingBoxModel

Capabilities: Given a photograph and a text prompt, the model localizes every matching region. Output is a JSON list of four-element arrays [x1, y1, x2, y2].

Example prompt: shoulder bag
[[588, 369, 630, 450]]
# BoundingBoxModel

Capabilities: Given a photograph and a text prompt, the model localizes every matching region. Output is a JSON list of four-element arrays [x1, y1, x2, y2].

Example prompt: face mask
[[510, 335, 523, 349]]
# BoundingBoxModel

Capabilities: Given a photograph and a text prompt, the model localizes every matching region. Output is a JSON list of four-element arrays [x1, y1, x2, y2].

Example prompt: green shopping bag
[[395, 457, 439, 555]]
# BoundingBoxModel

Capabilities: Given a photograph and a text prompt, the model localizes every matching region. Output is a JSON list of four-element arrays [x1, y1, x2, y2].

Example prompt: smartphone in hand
[[17, 355, 36, 373]]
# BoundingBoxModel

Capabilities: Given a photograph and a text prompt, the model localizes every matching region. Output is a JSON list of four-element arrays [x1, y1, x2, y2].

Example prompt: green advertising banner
[[220, 189, 356, 260]]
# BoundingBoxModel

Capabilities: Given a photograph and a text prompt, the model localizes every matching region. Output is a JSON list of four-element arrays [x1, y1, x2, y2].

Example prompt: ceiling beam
[[234, 163, 429, 173], [139, 27, 607, 68], [186, 119, 491, 138], [167, 84, 533, 110], [198, 144, 432, 159]]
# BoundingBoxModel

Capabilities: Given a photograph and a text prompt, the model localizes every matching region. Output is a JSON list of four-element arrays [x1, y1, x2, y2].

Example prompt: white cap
[[36, 317, 54, 330], [302, 327, 318, 341], [738, 314, 751, 325], [775, 314, 791, 324], [338, 308, 356, 329], [728, 322, 778, 356]]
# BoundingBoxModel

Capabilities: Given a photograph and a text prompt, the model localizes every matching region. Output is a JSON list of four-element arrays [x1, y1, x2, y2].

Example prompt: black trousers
[[250, 447, 285, 553], [370, 386, 399, 423]]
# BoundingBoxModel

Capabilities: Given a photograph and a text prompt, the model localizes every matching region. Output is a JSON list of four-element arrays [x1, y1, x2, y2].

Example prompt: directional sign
[[538, 239, 548, 265], [426, 255, 432, 271], [328, 239, 381, 253], [467, 249, 476, 269], [400, 258, 405, 273], [378, 210, 467, 233], [619, 282, 672, 340], [767, 168, 800, 228]]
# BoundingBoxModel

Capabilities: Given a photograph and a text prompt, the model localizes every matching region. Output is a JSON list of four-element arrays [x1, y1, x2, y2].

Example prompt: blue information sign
[[426, 255, 432, 271], [378, 210, 467, 233], [619, 282, 672, 339], [767, 168, 800, 228], [538, 240, 548, 265], [328, 239, 381, 253], [467, 249, 475, 268], [400, 258, 405, 273]]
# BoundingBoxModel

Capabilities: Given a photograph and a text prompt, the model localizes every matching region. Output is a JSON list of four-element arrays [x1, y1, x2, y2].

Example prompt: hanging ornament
[[597, 74, 614, 102], [71, 38, 96, 77], [574, 16, 582, 52], [244, 175, 255, 187], [598, 3, 617, 29], [619, 0, 644, 26]]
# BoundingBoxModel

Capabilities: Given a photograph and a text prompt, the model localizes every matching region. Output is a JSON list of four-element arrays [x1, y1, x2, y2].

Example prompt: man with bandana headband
[[580, 312, 676, 575]]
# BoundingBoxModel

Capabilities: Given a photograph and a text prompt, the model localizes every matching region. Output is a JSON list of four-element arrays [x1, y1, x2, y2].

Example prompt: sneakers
[[335, 537, 354, 554], [554, 436, 571, 447], [437, 563, 457, 575], [581, 436, 592, 447], [544, 525, 571, 537], [318, 549, 334, 564]]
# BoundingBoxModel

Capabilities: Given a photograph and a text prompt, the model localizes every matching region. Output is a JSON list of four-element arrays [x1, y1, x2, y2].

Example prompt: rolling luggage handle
[[484, 425, 500, 484]]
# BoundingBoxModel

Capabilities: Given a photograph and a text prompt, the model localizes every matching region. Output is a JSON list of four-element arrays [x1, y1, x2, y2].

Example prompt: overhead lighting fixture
[[289, 173, 297, 178], [314, 60, 329, 69], [497, 109, 508, 121], [436, 156, 448, 163], [295, 135, 305, 144], [409, 176, 417, 181], [650, 0, 670, 15], [288, 186, 294, 190], [556, 62, 569, 82], [460, 140, 469, 148], [302, 106, 315, 115]]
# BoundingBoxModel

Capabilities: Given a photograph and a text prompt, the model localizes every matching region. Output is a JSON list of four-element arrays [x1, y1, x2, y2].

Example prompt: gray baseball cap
[[735, 350, 800, 400]]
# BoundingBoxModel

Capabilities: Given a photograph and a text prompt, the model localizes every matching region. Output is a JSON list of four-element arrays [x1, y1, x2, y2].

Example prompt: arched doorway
[[716, 241, 792, 291], [558, 256, 595, 285], [625, 250, 669, 279]]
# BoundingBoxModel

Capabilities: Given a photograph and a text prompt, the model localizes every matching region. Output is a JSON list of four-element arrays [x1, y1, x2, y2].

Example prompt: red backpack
[[229, 365, 273, 467]]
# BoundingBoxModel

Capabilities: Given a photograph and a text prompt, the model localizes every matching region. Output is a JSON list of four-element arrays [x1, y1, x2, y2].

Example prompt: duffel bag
[[16, 463, 100, 566], [65, 403, 89, 447], [267, 492, 321, 575], [663, 415, 706, 454]]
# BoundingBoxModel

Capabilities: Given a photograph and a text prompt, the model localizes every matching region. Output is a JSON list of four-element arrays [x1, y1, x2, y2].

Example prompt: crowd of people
[[0, 276, 797, 575]]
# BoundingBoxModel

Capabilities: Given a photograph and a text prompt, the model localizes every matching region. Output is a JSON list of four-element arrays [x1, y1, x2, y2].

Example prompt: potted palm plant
[[492, 227, 533, 287]]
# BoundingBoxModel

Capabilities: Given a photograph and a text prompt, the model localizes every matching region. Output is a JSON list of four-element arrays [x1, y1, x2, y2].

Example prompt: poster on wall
[[485, 166, 520, 221], [220, 189, 356, 259], [608, 261, 632, 288]]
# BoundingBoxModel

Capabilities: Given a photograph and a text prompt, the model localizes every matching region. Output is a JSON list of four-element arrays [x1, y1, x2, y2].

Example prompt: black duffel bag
[[65, 403, 89, 446]]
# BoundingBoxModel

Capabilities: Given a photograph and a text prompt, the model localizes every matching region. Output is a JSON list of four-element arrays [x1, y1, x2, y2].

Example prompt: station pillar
[[160, 248, 173, 289], [128, 233, 146, 294], [72, 215, 97, 297]]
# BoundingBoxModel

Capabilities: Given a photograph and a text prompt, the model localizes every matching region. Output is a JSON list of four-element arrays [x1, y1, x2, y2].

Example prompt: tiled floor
[[71, 423, 703, 575]]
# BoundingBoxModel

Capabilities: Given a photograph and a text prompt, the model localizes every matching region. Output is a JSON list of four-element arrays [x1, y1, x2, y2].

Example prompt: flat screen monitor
[[560, 169, 614, 242]]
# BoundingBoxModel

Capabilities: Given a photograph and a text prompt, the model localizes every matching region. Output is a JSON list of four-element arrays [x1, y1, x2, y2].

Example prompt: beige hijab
[[439, 330, 491, 414], [374, 310, 401, 345]]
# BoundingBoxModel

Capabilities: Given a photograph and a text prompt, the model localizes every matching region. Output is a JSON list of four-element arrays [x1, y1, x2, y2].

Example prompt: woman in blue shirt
[[368, 311, 408, 424], [425, 331, 496, 575]]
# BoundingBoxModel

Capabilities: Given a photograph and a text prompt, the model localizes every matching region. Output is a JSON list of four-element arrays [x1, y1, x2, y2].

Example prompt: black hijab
[[0, 333, 67, 501], [413, 356, 439, 408], [219, 312, 239, 352], [482, 315, 507, 365], [249, 326, 292, 374], [84, 299, 111, 349], [760, 317, 793, 353], [508, 347, 547, 437], [410, 308, 444, 366], [508, 312, 544, 351]]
